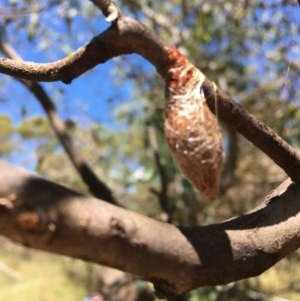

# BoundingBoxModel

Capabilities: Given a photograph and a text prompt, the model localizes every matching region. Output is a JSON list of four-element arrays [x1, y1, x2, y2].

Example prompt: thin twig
[[0, 41, 119, 205], [147, 125, 171, 222], [88, 0, 121, 22]]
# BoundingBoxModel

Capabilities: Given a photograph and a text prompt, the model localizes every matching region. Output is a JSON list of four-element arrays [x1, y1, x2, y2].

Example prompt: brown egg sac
[[164, 47, 223, 200]]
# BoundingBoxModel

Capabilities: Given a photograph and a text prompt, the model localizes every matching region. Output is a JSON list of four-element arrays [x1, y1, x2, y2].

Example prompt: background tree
[[0, 0, 299, 300]]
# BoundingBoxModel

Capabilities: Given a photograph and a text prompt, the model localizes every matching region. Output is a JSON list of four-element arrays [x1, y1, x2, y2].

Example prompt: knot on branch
[[110, 217, 127, 237], [15, 209, 55, 234], [16, 211, 42, 231]]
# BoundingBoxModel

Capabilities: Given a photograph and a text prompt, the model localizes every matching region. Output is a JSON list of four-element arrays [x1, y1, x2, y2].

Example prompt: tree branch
[[0, 160, 299, 297], [0, 8, 299, 185], [202, 79, 300, 184], [89, 0, 121, 22], [220, 125, 238, 193], [0, 17, 169, 83], [147, 125, 171, 222], [0, 41, 118, 206]]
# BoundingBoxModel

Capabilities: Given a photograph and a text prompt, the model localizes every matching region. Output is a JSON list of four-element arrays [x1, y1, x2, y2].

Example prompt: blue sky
[[0, 2, 157, 128]]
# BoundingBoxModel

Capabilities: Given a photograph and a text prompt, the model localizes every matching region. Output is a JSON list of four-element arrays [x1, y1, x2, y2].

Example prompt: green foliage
[[0, 115, 14, 155], [17, 116, 52, 139]]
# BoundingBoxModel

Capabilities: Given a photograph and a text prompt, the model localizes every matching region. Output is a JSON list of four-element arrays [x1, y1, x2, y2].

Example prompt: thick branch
[[0, 41, 118, 206], [0, 160, 299, 297]]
